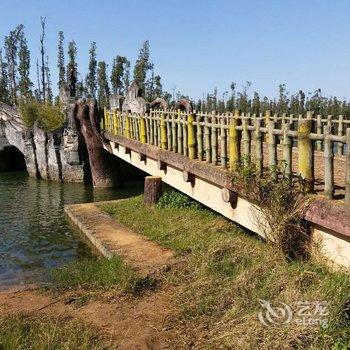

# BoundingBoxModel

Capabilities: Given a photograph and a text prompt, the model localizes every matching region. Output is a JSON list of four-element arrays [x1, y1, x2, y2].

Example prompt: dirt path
[[65, 202, 175, 277], [0, 286, 178, 349]]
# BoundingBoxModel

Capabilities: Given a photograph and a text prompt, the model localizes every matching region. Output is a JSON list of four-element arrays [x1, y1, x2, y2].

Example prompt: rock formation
[[74, 98, 123, 187], [122, 81, 149, 113], [0, 92, 84, 182]]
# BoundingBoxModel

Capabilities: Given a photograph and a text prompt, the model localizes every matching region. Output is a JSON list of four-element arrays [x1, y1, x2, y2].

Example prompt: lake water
[[0, 172, 142, 289]]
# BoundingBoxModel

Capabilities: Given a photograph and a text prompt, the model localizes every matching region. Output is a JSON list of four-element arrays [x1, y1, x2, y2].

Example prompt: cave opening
[[0, 146, 26, 172]]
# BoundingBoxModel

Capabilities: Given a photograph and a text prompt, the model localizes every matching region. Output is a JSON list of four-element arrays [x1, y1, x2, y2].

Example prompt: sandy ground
[[0, 285, 178, 349]]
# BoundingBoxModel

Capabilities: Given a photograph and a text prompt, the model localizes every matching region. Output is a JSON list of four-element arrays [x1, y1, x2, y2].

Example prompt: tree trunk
[[74, 98, 123, 188], [144, 176, 162, 205]]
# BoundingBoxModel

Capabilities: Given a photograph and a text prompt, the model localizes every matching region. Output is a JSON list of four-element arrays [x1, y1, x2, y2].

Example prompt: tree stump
[[144, 176, 163, 205]]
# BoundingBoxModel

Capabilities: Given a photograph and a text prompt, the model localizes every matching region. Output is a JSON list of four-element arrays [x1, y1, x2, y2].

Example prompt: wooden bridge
[[101, 108, 350, 267]]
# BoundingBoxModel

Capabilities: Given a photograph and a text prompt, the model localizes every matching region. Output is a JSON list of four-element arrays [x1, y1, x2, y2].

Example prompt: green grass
[[50, 255, 157, 295], [51, 256, 134, 291], [0, 314, 104, 350], [100, 195, 350, 350]]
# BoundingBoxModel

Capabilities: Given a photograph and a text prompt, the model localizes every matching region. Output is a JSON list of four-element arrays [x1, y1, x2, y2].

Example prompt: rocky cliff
[[0, 100, 85, 182]]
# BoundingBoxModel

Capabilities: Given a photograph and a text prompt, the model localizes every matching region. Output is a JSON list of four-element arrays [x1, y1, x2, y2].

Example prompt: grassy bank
[[51, 255, 157, 296], [0, 314, 103, 350], [101, 194, 350, 349]]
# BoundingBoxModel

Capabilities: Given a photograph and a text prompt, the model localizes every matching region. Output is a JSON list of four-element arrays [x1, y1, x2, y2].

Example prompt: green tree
[[252, 91, 260, 115], [67, 40, 78, 97], [76, 79, 86, 98], [18, 30, 32, 100], [276, 84, 289, 114], [133, 40, 152, 94], [110, 55, 129, 94], [97, 61, 110, 108], [0, 50, 10, 103], [4, 24, 23, 104], [45, 55, 52, 104], [154, 75, 162, 97], [57, 31, 65, 89], [85, 42, 97, 97], [237, 81, 251, 113], [124, 60, 130, 90]]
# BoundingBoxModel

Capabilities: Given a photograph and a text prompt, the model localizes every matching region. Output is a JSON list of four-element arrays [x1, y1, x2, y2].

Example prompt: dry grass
[[0, 313, 104, 350], [101, 195, 350, 349]]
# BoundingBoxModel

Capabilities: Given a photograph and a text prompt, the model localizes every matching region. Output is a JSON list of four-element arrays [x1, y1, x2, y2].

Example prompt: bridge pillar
[[144, 176, 162, 205]]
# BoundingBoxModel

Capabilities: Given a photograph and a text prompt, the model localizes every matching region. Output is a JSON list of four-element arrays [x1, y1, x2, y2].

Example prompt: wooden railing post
[[166, 114, 172, 151], [183, 113, 188, 157], [338, 115, 344, 155], [149, 114, 154, 145], [316, 114, 322, 151], [112, 110, 117, 135], [177, 110, 183, 154], [161, 113, 167, 149], [345, 128, 350, 203], [267, 116, 277, 180], [229, 110, 240, 171], [197, 115, 203, 161], [171, 113, 177, 152], [254, 117, 263, 176], [220, 114, 227, 167], [298, 117, 314, 192], [323, 125, 334, 199], [205, 114, 211, 163], [242, 115, 251, 163], [140, 115, 147, 143], [282, 122, 292, 180], [264, 110, 271, 142], [157, 114, 161, 146], [211, 112, 218, 165], [124, 112, 130, 138], [188, 113, 196, 160]]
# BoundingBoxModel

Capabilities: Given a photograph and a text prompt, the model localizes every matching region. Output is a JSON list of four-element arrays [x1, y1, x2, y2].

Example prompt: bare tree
[[39, 17, 46, 103]]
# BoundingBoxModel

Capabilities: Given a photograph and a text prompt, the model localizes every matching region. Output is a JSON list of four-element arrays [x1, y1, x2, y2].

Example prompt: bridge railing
[[102, 108, 350, 202]]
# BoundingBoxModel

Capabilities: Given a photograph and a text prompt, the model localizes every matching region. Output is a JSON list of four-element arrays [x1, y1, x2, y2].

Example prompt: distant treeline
[[0, 20, 349, 118], [195, 83, 350, 117]]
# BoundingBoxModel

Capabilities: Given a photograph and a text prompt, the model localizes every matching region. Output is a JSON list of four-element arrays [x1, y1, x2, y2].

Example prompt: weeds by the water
[[0, 313, 104, 350], [101, 195, 350, 349], [51, 256, 135, 291], [51, 255, 157, 296]]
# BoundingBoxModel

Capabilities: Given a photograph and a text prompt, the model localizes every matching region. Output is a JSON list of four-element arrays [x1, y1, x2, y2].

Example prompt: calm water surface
[[0, 172, 142, 289]]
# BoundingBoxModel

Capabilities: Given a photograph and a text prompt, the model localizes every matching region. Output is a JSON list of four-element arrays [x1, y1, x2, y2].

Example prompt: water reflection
[[0, 172, 142, 288]]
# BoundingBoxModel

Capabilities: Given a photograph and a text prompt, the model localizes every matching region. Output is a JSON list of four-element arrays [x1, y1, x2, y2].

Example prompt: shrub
[[19, 100, 65, 131], [232, 158, 312, 260], [19, 99, 39, 128], [157, 190, 203, 210], [37, 103, 65, 131]]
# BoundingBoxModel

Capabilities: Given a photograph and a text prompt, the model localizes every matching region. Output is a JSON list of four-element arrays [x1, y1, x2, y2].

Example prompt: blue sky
[[1, 0, 350, 100]]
